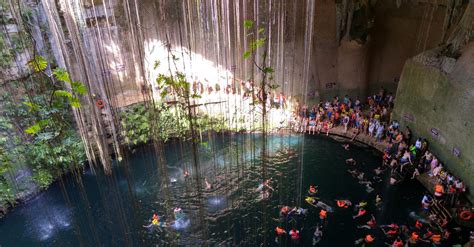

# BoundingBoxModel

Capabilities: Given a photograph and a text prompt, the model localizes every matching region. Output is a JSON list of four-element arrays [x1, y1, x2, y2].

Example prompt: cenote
[[0, 134, 427, 246]]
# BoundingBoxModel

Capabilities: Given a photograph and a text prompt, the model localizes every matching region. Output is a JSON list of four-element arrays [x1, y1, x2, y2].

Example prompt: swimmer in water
[[256, 178, 274, 192], [204, 178, 212, 190], [357, 214, 376, 229], [343, 144, 350, 150], [173, 207, 184, 221], [312, 224, 323, 245], [279, 206, 290, 218], [308, 185, 318, 195], [184, 170, 190, 179], [353, 208, 367, 219], [143, 213, 166, 228], [274, 226, 286, 243], [375, 195, 382, 207], [346, 158, 357, 166], [336, 199, 352, 208], [289, 228, 300, 243]]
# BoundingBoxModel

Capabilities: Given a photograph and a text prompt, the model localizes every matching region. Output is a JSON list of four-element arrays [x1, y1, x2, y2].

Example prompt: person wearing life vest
[[442, 229, 450, 240], [336, 199, 351, 208], [415, 220, 423, 229], [386, 228, 398, 237], [353, 208, 366, 219], [289, 228, 300, 241], [280, 206, 290, 217], [275, 226, 286, 236], [367, 217, 376, 228], [309, 185, 318, 194], [144, 213, 165, 228], [364, 234, 375, 244], [431, 233, 442, 245], [319, 209, 327, 220], [274, 226, 286, 244], [312, 224, 323, 245], [409, 231, 419, 244], [357, 214, 376, 229], [392, 237, 403, 247], [434, 184, 444, 200], [305, 196, 317, 206]]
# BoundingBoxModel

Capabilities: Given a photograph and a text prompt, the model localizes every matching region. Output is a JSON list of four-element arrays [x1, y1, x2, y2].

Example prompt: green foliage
[[244, 20, 253, 29], [28, 55, 48, 72], [0, 35, 13, 68], [32, 169, 53, 189], [119, 102, 229, 145], [52, 68, 72, 83], [0, 58, 88, 204], [0, 179, 14, 206], [0, 127, 17, 207], [71, 81, 87, 95], [120, 103, 191, 145]]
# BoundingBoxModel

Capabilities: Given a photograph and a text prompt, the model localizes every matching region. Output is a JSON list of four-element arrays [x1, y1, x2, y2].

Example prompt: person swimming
[[375, 195, 382, 207], [357, 214, 376, 229], [256, 178, 274, 192], [336, 199, 352, 208], [143, 213, 166, 229], [343, 144, 350, 150], [173, 207, 184, 221], [355, 201, 368, 209], [319, 209, 328, 220], [290, 207, 307, 216], [308, 185, 318, 195], [280, 206, 290, 218], [289, 228, 300, 242], [353, 208, 367, 219], [312, 224, 323, 245], [346, 158, 357, 166], [305, 196, 318, 206], [274, 226, 286, 243]]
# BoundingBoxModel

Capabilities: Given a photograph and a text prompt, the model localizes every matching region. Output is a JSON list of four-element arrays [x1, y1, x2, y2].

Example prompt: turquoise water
[[0, 134, 428, 246]]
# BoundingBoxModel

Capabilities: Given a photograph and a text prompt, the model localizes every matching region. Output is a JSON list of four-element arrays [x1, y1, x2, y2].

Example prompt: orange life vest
[[434, 185, 444, 196], [337, 200, 346, 208], [431, 234, 441, 243], [415, 220, 422, 229], [393, 239, 403, 247], [411, 232, 419, 241], [365, 234, 375, 243], [319, 209, 327, 219], [275, 226, 286, 235]]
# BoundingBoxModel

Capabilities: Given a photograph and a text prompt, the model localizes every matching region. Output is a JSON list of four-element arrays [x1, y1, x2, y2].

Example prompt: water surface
[[0, 134, 427, 246]]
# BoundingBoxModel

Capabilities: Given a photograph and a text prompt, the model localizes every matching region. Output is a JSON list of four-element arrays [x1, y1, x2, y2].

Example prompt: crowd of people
[[277, 89, 473, 246]]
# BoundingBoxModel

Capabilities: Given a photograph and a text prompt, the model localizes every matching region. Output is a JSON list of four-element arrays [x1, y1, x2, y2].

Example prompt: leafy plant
[[32, 169, 53, 189]]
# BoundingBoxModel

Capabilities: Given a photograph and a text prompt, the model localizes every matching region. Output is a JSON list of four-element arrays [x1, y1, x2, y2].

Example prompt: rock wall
[[392, 42, 474, 200], [132, 0, 448, 104], [367, 0, 446, 95]]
